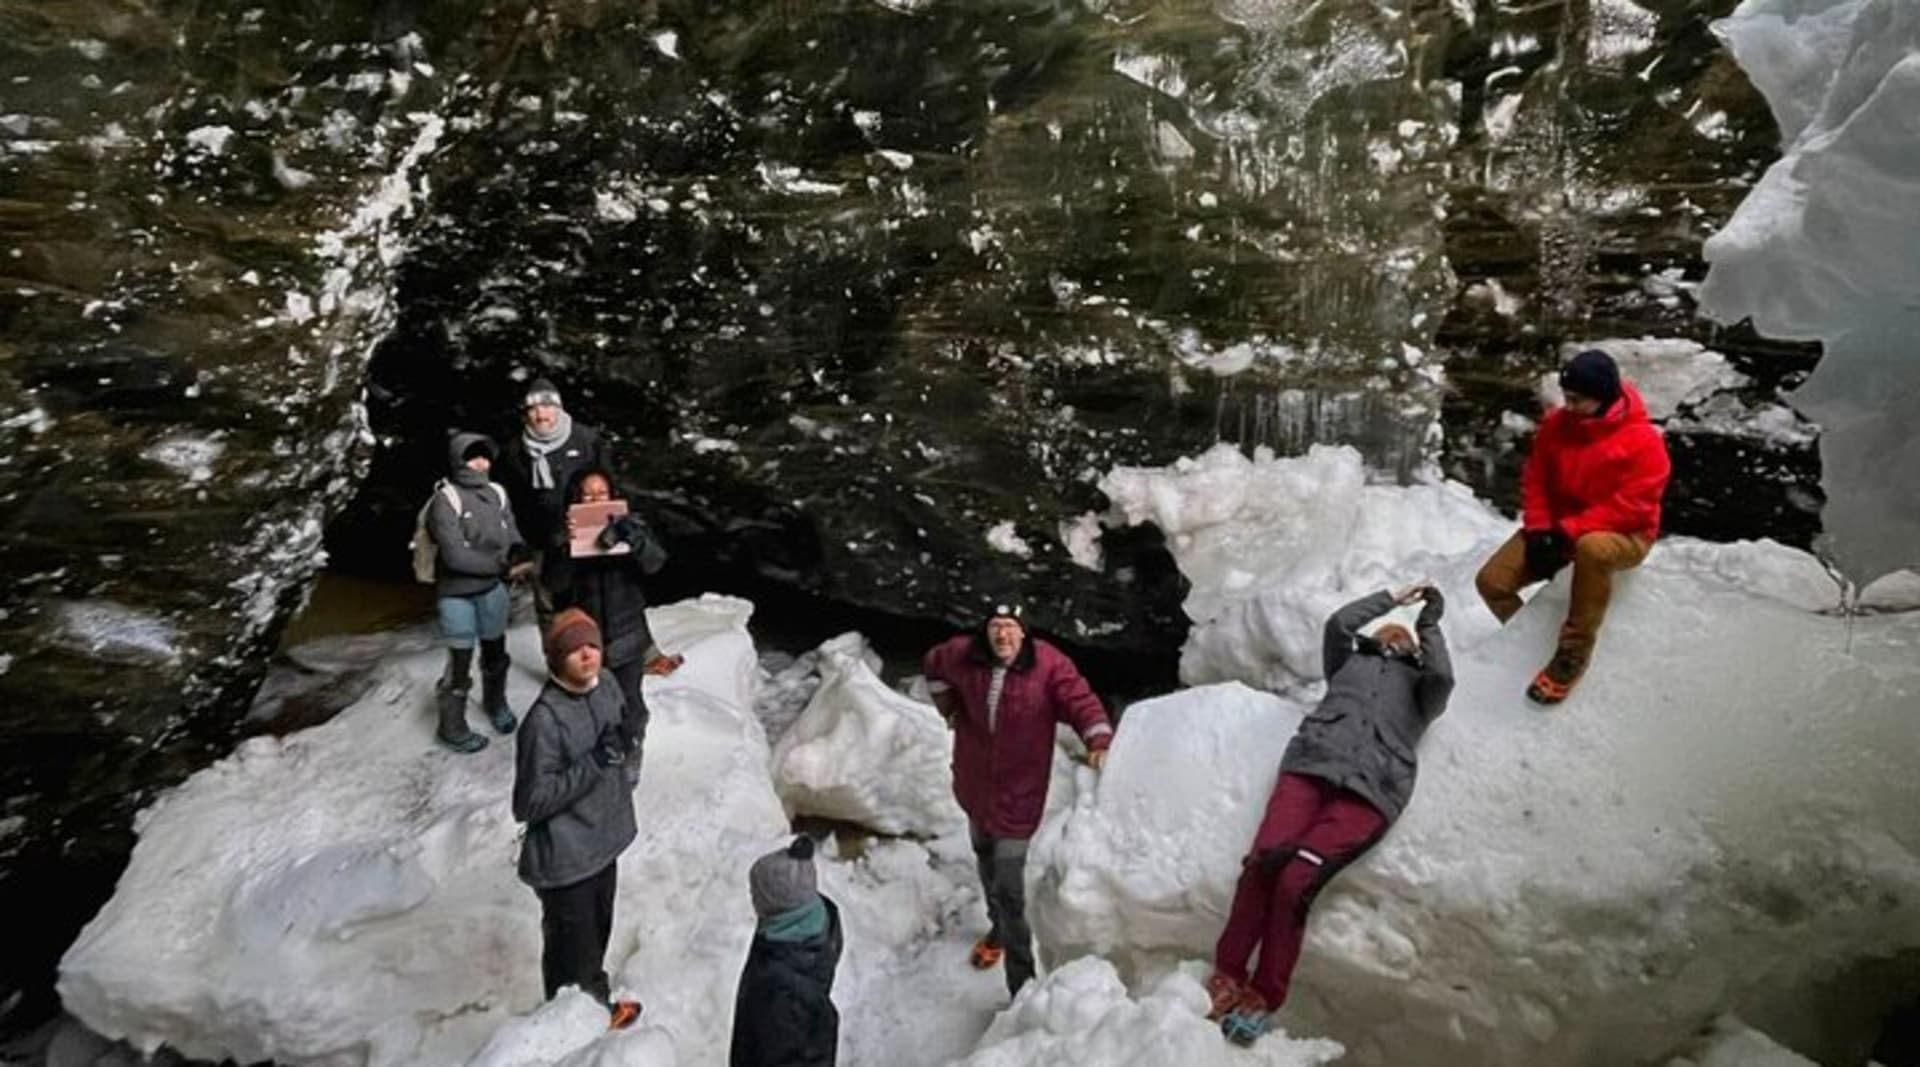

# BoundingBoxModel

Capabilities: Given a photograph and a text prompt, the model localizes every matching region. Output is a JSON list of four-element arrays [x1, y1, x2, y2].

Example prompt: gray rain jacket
[[430, 433, 525, 598], [512, 675, 638, 889], [1279, 590, 1453, 824]]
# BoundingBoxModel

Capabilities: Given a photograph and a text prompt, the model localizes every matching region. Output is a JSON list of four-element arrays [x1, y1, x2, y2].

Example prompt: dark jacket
[[923, 633, 1113, 839], [429, 433, 525, 598], [550, 470, 669, 666], [1279, 591, 1453, 824], [512, 675, 638, 889], [496, 421, 612, 562], [1521, 382, 1670, 543], [730, 897, 843, 1067]]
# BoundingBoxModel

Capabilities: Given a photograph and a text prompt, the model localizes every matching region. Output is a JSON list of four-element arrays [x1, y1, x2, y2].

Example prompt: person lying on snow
[[731, 835, 844, 1067], [1475, 348, 1671, 704], [922, 602, 1114, 998], [1208, 585, 1452, 1047]]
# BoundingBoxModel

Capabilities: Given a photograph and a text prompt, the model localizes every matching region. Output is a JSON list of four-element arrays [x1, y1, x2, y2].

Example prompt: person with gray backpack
[[417, 432, 534, 753]]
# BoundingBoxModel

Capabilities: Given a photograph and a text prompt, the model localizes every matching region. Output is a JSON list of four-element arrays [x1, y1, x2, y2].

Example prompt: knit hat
[[544, 608, 602, 670], [1559, 350, 1621, 411], [460, 435, 496, 463], [985, 602, 1026, 629], [525, 378, 565, 410], [749, 836, 819, 919]]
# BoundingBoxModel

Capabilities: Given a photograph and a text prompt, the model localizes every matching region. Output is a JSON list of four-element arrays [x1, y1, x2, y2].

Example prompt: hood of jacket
[[447, 432, 495, 475]]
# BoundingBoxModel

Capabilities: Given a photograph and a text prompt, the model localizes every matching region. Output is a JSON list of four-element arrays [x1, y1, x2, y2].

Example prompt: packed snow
[[58, 446, 1920, 1067], [1699, 0, 1920, 584], [1041, 444, 1920, 1066]]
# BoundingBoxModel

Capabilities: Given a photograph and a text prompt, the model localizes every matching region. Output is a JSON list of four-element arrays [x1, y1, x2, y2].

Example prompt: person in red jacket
[[923, 603, 1114, 997], [1475, 349, 1671, 704]]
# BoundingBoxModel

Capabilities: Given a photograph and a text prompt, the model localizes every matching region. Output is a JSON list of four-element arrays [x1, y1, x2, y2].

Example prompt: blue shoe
[[1221, 1007, 1272, 1047]]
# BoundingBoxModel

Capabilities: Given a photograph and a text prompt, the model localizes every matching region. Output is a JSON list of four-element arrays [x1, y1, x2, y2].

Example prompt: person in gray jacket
[[512, 608, 643, 1031], [1208, 584, 1453, 1046], [428, 432, 533, 753]]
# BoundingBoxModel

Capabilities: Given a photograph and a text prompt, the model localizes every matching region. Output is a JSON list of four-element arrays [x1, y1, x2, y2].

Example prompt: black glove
[[1523, 530, 1571, 579], [1416, 586, 1445, 627], [590, 724, 628, 769], [596, 514, 644, 550]]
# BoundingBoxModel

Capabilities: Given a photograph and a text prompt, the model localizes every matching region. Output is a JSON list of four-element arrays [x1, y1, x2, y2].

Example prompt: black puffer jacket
[[1279, 590, 1453, 823], [549, 470, 668, 666], [730, 898, 843, 1067], [429, 433, 525, 598]]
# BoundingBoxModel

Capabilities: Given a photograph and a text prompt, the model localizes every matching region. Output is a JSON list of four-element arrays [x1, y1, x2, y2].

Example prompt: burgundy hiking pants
[[1213, 772, 1387, 1007]]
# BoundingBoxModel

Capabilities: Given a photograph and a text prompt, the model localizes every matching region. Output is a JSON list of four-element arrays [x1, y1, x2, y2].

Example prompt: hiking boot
[[969, 938, 1004, 970], [1205, 972, 1249, 1021], [607, 999, 642, 1031], [435, 682, 488, 754], [1221, 1005, 1274, 1047], [1526, 650, 1588, 705]]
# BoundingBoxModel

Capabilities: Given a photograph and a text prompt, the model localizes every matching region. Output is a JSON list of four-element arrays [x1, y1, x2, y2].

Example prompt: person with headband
[[921, 602, 1114, 997], [1474, 348, 1671, 704], [1209, 585, 1452, 1047]]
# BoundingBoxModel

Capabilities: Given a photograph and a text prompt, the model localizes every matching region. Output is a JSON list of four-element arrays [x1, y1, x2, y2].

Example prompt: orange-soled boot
[[607, 999, 643, 1031], [969, 938, 1004, 970], [1526, 650, 1587, 706]]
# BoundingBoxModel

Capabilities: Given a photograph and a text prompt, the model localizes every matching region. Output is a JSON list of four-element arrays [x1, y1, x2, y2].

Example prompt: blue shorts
[[438, 583, 509, 648]]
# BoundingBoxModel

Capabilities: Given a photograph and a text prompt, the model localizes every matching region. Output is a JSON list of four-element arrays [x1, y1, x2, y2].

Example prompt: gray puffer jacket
[[430, 433, 525, 598], [512, 675, 638, 889], [1279, 590, 1453, 824]]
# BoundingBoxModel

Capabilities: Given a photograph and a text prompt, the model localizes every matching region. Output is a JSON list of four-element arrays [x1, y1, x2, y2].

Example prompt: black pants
[[536, 861, 617, 1003], [970, 822, 1034, 996]]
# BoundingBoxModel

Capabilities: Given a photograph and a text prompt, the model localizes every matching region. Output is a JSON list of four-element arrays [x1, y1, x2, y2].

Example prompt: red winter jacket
[[1521, 382, 1671, 543], [923, 633, 1113, 839]]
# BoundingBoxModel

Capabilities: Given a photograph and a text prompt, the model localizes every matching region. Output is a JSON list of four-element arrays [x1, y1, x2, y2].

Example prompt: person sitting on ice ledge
[[511, 608, 644, 1031], [922, 602, 1114, 998], [730, 835, 844, 1067], [1475, 348, 1671, 704], [1209, 585, 1452, 1047]]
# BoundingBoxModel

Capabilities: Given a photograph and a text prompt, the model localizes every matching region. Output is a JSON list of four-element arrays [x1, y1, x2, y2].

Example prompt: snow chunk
[[1664, 1017, 1818, 1067], [985, 520, 1034, 559], [51, 600, 183, 664], [1548, 338, 1747, 420], [651, 31, 680, 60], [1059, 513, 1105, 572], [756, 162, 846, 197], [771, 632, 965, 836], [1035, 448, 1920, 1067], [185, 125, 235, 157], [1699, 0, 1920, 583], [953, 957, 1342, 1066], [142, 433, 224, 484]]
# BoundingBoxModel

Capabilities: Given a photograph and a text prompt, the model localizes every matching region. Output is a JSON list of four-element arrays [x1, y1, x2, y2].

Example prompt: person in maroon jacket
[[1475, 349, 1672, 704], [922, 603, 1114, 997]]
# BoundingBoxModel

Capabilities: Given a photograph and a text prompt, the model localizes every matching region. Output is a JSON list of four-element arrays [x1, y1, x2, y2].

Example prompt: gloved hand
[[1416, 586, 1445, 627], [590, 724, 628, 769], [1086, 748, 1108, 772], [1524, 530, 1572, 579], [596, 515, 637, 550]]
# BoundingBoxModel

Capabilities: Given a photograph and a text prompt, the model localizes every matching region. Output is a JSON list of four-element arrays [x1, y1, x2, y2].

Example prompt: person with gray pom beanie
[[731, 836, 843, 1067]]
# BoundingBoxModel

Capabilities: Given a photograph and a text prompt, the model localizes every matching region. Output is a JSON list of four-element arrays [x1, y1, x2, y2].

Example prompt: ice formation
[[1699, 0, 1920, 584], [770, 632, 966, 837], [1038, 444, 1920, 1066]]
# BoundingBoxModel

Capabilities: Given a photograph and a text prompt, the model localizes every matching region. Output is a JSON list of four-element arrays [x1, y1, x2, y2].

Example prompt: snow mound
[[59, 596, 790, 1067], [1545, 338, 1747, 422], [771, 632, 966, 837], [1044, 447, 1920, 1066], [952, 957, 1342, 1067], [1099, 444, 1510, 693], [1699, 0, 1920, 583], [1663, 1017, 1818, 1067]]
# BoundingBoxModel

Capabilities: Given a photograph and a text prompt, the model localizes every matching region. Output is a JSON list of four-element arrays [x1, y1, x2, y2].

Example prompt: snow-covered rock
[[1699, 0, 1920, 584], [951, 957, 1342, 1067], [770, 632, 966, 837], [1662, 1016, 1820, 1067], [1037, 447, 1920, 1067], [60, 596, 789, 1067], [1544, 338, 1747, 421]]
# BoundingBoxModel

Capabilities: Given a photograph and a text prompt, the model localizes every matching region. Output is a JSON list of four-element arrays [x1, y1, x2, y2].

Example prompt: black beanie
[[1560, 349, 1622, 410], [461, 436, 496, 463]]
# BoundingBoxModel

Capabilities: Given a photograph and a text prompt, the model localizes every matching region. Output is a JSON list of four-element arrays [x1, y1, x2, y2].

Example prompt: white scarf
[[522, 409, 573, 490]]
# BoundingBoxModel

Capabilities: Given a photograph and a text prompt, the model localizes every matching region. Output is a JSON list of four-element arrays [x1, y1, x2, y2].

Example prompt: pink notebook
[[567, 501, 631, 558]]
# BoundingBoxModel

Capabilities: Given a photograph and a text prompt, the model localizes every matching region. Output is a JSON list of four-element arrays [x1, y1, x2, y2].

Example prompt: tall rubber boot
[[480, 637, 517, 734], [436, 647, 487, 754]]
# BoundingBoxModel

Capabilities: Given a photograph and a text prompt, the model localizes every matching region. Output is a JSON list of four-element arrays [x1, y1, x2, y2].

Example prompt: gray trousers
[[970, 822, 1034, 995]]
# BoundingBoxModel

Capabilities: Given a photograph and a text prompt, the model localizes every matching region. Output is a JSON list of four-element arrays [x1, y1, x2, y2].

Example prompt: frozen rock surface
[[1040, 446, 1920, 1067], [1700, 0, 1920, 583], [771, 632, 966, 837]]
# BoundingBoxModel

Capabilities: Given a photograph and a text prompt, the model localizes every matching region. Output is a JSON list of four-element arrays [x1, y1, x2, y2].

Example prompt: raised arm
[[1414, 590, 1454, 723], [1322, 590, 1397, 680]]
